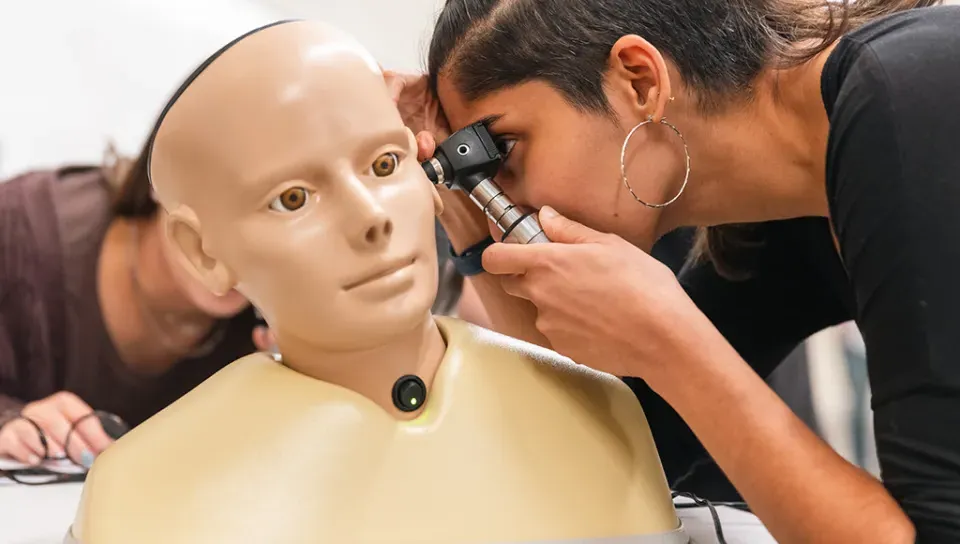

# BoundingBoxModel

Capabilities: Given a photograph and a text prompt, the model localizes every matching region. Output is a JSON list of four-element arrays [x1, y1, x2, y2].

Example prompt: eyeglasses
[[0, 410, 129, 486]]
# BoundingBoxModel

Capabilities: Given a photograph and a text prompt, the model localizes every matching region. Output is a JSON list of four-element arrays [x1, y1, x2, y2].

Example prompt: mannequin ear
[[162, 206, 236, 296], [431, 185, 445, 216]]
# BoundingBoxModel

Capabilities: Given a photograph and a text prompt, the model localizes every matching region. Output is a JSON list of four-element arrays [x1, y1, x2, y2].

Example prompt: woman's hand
[[0, 392, 113, 466], [252, 325, 277, 353], [482, 206, 711, 382], [383, 71, 449, 142], [381, 70, 546, 346], [382, 71, 490, 252]]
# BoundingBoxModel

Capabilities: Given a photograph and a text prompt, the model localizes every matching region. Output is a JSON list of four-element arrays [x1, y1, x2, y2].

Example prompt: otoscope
[[420, 122, 550, 245]]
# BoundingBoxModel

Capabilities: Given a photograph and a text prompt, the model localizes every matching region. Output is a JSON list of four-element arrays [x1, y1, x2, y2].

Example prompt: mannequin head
[[149, 21, 444, 352]]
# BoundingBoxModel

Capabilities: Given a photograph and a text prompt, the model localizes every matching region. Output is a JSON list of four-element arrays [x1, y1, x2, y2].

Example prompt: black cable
[[672, 490, 734, 544]]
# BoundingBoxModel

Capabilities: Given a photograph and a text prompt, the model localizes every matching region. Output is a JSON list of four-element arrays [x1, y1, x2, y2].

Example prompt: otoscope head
[[420, 122, 551, 245], [419, 121, 502, 193]]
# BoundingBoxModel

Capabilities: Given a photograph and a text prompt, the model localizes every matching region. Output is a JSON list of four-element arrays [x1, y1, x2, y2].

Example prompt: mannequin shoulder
[[437, 317, 644, 420], [71, 353, 392, 542], [83, 352, 385, 478]]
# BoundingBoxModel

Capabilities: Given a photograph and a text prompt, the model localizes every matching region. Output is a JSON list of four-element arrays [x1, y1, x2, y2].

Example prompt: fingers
[[253, 326, 277, 352], [21, 413, 67, 458], [53, 393, 112, 458], [13, 419, 46, 460], [65, 432, 97, 468], [70, 417, 112, 459], [539, 206, 605, 244], [253, 326, 267, 350], [0, 434, 40, 465], [499, 274, 533, 302], [482, 243, 551, 276], [416, 131, 437, 162], [0, 420, 44, 464]]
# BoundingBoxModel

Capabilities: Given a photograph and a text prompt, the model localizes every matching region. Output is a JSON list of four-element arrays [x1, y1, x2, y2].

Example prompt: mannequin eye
[[372, 152, 399, 177], [269, 187, 310, 212]]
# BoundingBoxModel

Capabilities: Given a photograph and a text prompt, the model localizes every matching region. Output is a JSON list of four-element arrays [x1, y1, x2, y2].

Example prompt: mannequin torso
[[66, 20, 686, 544], [68, 318, 682, 544]]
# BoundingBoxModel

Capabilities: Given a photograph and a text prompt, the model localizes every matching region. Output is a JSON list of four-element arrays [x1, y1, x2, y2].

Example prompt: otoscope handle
[[419, 121, 550, 244], [502, 212, 550, 244]]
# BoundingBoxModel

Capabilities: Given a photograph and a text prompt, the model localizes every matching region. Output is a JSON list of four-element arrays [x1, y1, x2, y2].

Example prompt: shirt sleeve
[[0, 330, 25, 429], [825, 38, 960, 540], [0, 172, 60, 429]]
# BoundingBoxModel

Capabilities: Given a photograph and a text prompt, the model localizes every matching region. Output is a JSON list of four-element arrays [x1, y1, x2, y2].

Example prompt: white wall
[[3, 0, 952, 177], [255, 0, 444, 73], [0, 0, 443, 178]]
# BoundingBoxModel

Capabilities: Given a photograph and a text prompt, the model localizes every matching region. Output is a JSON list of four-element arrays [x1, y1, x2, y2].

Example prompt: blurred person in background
[[0, 140, 259, 469], [0, 120, 468, 473]]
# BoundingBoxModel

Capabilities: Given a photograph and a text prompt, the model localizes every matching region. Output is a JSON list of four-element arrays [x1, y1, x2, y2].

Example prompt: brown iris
[[275, 187, 307, 211], [372, 152, 399, 177]]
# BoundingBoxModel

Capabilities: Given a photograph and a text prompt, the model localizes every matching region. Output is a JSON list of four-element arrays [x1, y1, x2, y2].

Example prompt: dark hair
[[428, 0, 942, 277], [110, 137, 158, 219]]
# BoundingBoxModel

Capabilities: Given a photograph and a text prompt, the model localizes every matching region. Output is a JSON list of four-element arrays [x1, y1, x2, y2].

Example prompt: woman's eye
[[372, 152, 399, 177], [496, 138, 516, 158], [269, 187, 310, 212]]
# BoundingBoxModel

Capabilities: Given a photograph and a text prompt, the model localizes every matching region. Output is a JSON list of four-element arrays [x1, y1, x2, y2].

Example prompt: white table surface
[[0, 477, 776, 544]]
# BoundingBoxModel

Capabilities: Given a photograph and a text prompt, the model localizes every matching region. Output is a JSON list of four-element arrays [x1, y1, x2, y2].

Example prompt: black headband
[[145, 19, 302, 185]]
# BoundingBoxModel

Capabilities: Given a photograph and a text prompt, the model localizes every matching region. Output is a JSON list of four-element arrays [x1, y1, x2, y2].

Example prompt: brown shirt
[[0, 166, 257, 429]]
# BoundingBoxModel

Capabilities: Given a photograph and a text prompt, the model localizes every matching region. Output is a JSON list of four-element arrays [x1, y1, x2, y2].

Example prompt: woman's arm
[[823, 29, 960, 541], [648, 322, 914, 544], [480, 213, 914, 543]]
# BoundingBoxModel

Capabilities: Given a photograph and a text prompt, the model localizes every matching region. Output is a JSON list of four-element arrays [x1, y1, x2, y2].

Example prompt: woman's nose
[[342, 178, 394, 251]]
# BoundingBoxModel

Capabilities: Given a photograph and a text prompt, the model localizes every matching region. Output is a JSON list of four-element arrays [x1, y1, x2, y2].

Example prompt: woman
[[0, 142, 263, 469], [393, 0, 960, 541]]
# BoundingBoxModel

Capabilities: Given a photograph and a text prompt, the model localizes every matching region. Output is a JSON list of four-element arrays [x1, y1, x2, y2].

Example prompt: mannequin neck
[[275, 316, 446, 419]]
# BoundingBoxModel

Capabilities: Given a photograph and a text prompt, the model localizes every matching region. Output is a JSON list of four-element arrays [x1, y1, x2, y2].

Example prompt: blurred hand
[[383, 70, 491, 251], [0, 392, 113, 467], [383, 71, 450, 142], [253, 325, 277, 353]]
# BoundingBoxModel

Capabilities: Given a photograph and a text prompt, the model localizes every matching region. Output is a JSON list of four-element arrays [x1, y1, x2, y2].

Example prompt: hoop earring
[[620, 115, 691, 209]]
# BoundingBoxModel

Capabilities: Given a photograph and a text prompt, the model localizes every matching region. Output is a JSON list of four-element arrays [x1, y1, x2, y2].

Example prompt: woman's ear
[[162, 207, 236, 296], [607, 34, 673, 122]]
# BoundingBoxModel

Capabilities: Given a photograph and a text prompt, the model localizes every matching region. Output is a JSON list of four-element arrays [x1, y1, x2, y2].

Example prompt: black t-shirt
[[635, 6, 960, 541]]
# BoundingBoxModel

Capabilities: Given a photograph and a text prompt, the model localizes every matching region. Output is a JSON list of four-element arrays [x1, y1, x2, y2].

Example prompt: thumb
[[539, 206, 604, 244], [416, 131, 437, 162]]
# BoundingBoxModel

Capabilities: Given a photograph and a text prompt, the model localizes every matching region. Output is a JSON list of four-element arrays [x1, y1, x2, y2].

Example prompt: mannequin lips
[[344, 257, 417, 291]]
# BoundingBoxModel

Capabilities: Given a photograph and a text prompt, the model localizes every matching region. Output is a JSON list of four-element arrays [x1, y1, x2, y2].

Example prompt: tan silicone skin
[[66, 20, 685, 544]]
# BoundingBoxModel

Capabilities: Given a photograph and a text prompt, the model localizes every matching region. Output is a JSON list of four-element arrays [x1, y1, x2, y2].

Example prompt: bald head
[[149, 19, 387, 212], [144, 19, 441, 348]]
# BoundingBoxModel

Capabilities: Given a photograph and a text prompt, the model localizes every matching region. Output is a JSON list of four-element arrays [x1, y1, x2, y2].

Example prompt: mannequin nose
[[359, 215, 394, 248], [344, 180, 394, 250]]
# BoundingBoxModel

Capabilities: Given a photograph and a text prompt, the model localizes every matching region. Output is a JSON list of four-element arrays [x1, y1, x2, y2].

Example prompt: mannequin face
[[151, 22, 442, 350]]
